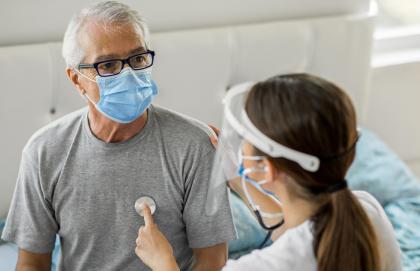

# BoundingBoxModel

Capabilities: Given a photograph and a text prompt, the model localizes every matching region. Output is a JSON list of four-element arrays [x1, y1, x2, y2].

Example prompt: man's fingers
[[143, 204, 154, 227]]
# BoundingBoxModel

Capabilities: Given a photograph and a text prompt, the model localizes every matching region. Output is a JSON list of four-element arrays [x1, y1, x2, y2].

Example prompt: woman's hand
[[208, 125, 220, 148], [135, 204, 180, 271]]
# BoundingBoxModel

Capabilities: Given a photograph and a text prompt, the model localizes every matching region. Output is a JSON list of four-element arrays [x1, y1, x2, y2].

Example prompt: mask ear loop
[[74, 68, 97, 83], [241, 174, 284, 248], [82, 91, 97, 105], [242, 168, 281, 202], [239, 150, 283, 210], [74, 68, 98, 103], [240, 174, 283, 218], [237, 143, 285, 247], [248, 181, 284, 248], [238, 143, 284, 226]]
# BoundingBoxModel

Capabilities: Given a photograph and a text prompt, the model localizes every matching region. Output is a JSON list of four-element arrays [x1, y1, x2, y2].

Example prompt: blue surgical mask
[[238, 163, 275, 197], [78, 67, 158, 123]]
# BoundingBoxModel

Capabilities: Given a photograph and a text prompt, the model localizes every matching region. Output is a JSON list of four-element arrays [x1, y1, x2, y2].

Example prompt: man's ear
[[66, 68, 85, 96]]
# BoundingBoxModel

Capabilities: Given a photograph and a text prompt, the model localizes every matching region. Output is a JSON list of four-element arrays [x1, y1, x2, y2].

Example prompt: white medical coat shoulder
[[223, 191, 401, 271]]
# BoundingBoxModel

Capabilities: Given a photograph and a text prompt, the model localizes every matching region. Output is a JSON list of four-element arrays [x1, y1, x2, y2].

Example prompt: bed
[[1, 0, 419, 270]]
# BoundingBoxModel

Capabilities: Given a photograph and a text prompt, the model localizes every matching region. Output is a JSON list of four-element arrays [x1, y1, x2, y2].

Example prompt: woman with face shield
[[134, 74, 401, 271]]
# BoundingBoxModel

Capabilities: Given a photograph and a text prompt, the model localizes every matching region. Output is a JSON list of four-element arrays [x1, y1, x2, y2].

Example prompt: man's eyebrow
[[94, 54, 119, 63], [129, 46, 147, 55], [93, 47, 147, 63]]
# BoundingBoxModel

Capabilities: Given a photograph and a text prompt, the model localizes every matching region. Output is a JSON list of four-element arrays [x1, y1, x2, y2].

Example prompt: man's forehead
[[80, 20, 146, 62]]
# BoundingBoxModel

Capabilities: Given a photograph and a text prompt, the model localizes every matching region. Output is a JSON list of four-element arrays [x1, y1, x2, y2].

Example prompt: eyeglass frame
[[77, 50, 155, 77]]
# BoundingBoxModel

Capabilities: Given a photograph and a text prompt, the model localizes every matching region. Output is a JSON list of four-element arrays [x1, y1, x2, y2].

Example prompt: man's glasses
[[78, 50, 155, 77]]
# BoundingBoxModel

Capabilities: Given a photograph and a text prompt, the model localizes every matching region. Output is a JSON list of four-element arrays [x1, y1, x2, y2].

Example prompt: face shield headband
[[206, 83, 321, 218]]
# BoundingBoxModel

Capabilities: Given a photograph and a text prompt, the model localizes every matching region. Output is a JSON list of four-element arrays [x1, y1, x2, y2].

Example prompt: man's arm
[[2, 148, 58, 271], [192, 243, 228, 271], [16, 249, 52, 271]]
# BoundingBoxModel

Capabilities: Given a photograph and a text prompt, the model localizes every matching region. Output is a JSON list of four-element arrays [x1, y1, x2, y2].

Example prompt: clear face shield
[[205, 82, 321, 231]]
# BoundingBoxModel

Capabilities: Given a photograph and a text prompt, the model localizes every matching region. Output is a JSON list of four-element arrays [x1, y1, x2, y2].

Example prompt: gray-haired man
[[1, 1, 235, 270]]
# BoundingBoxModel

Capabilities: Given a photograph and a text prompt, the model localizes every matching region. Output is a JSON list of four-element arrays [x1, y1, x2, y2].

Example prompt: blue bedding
[[347, 129, 420, 271], [385, 196, 420, 270], [1, 129, 419, 270]]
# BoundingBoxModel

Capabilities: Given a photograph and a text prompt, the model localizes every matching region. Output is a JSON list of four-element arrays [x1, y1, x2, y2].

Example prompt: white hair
[[62, 1, 150, 68]]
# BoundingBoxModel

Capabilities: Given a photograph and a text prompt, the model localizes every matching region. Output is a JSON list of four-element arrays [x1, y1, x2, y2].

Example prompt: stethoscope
[[134, 196, 157, 216]]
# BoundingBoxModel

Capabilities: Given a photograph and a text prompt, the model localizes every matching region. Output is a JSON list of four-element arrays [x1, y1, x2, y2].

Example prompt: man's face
[[77, 21, 147, 103]]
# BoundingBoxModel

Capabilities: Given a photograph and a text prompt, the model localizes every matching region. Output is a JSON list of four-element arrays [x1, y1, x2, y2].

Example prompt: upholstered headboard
[[0, 0, 376, 218]]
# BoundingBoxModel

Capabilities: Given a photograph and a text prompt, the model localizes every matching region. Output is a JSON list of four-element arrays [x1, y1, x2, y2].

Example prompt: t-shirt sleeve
[[1, 149, 58, 253], [182, 144, 236, 249]]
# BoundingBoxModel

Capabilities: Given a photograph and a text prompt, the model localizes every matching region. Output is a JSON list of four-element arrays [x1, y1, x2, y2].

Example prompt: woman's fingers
[[208, 125, 220, 136], [135, 213, 178, 270], [143, 204, 154, 227], [208, 125, 220, 148]]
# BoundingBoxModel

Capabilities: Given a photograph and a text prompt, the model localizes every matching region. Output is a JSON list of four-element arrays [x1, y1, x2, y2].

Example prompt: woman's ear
[[264, 159, 276, 183], [264, 159, 286, 184]]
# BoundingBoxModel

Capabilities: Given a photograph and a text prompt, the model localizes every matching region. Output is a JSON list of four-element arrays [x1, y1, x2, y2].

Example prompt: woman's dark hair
[[245, 73, 380, 271]]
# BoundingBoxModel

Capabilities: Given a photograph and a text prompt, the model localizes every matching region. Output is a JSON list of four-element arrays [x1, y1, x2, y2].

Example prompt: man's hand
[[135, 204, 179, 271]]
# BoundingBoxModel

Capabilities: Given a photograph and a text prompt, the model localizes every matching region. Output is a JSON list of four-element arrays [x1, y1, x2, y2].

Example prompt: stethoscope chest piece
[[134, 196, 157, 216]]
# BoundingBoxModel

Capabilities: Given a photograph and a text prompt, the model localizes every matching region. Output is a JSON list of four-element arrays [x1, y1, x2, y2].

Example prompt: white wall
[[0, 0, 369, 46], [365, 31, 420, 178]]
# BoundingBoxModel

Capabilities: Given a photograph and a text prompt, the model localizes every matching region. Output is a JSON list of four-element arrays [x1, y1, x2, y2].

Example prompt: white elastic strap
[[257, 179, 269, 185], [258, 208, 284, 219], [240, 176, 283, 219], [242, 155, 265, 161], [242, 167, 267, 176], [74, 69, 98, 108], [74, 68, 96, 83], [83, 92, 96, 104]]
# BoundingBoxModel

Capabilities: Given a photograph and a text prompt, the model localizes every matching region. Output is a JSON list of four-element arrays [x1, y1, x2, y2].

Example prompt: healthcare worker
[[134, 74, 401, 271]]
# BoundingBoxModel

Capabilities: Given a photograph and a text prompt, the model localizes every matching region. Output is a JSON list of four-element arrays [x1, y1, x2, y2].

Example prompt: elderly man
[[1, 1, 235, 270]]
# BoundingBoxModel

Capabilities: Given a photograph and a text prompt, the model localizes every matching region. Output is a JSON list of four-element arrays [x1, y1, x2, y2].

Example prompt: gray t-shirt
[[2, 105, 236, 271]]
